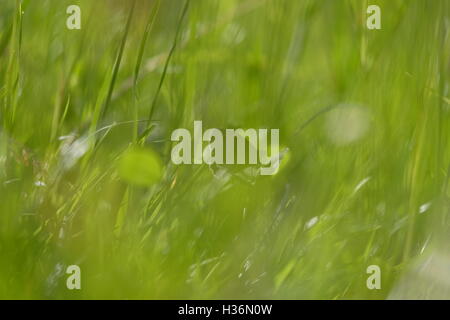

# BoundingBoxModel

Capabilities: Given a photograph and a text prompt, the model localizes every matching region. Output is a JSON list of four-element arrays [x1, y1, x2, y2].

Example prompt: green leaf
[[118, 147, 163, 187]]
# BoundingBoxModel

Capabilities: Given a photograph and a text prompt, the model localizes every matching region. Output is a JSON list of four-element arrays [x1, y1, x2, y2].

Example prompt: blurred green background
[[0, 0, 449, 299]]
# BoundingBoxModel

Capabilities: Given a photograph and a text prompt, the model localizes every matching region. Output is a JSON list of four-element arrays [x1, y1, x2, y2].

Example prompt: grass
[[0, 0, 449, 299]]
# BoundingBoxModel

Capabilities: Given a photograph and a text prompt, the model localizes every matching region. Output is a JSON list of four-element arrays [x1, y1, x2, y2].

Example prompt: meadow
[[0, 0, 449, 299]]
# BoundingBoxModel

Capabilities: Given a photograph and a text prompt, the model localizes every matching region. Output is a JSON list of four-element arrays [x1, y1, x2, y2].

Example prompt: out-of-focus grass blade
[[98, 0, 136, 124]]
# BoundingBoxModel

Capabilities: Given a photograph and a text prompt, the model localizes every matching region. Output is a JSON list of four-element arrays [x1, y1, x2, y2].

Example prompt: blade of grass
[[97, 0, 136, 125], [133, 0, 161, 140], [141, 0, 190, 142]]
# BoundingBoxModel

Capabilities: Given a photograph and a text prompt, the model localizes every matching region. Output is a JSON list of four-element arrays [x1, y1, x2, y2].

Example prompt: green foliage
[[118, 147, 163, 186]]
